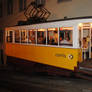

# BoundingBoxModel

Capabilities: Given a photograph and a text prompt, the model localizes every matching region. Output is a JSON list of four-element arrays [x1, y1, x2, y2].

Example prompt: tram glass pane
[[28, 30, 36, 44], [47, 28, 58, 45], [7, 31, 13, 43], [21, 30, 28, 43], [37, 29, 46, 44], [59, 27, 73, 46], [15, 30, 20, 43]]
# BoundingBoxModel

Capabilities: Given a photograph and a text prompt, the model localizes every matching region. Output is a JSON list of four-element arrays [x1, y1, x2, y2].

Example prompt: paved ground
[[0, 65, 92, 92]]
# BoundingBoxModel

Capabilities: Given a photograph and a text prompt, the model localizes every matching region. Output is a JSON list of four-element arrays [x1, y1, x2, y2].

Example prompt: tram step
[[75, 72, 92, 81], [79, 67, 92, 72], [78, 67, 92, 76], [79, 60, 92, 69], [76, 66, 92, 80]]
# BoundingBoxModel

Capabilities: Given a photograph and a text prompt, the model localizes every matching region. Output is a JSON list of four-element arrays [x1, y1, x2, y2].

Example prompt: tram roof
[[6, 16, 92, 30], [44, 16, 92, 23], [17, 16, 92, 26]]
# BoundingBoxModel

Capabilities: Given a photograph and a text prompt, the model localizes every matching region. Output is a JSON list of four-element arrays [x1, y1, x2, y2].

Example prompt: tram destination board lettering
[[55, 53, 66, 58]]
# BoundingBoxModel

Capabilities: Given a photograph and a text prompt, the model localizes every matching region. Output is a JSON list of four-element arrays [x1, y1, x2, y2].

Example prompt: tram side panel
[[5, 43, 82, 71]]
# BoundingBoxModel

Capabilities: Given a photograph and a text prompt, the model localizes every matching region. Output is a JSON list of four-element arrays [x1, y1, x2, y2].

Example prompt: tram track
[[0, 64, 92, 92]]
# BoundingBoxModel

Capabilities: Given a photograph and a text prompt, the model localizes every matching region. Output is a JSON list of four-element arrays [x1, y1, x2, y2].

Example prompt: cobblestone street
[[0, 65, 92, 92]]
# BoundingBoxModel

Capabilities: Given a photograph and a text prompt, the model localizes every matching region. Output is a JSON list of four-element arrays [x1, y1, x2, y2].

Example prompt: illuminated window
[[47, 28, 58, 45], [57, 0, 72, 3], [37, 29, 46, 44], [59, 27, 73, 46], [19, 0, 26, 12], [21, 30, 28, 43], [7, 0, 13, 15], [7, 31, 13, 43], [35, 0, 46, 7], [28, 30, 36, 44], [15, 30, 20, 43]]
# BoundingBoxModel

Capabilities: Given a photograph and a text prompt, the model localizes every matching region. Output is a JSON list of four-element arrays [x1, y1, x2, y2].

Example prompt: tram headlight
[[68, 54, 73, 60]]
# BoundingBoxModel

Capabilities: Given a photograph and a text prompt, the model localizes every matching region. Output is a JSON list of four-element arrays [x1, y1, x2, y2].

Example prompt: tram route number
[[55, 53, 66, 58]]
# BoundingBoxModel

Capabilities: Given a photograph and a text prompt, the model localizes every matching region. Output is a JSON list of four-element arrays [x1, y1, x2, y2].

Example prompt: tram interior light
[[79, 23, 83, 27], [91, 23, 92, 27]]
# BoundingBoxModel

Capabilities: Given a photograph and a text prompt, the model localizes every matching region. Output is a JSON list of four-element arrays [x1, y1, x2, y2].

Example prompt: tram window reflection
[[7, 31, 13, 43], [21, 30, 28, 43], [37, 29, 46, 44], [15, 30, 20, 43], [47, 28, 58, 45], [28, 30, 36, 44], [59, 27, 73, 46]]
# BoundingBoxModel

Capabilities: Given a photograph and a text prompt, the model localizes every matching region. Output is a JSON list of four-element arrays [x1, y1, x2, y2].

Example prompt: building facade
[[0, 0, 92, 29]]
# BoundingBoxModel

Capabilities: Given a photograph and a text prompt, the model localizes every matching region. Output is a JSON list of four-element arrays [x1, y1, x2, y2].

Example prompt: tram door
[[81, 23, 91, 60]]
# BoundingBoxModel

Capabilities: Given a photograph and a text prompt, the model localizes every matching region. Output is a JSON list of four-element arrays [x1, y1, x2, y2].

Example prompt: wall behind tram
[[0, 0, 92, 29]]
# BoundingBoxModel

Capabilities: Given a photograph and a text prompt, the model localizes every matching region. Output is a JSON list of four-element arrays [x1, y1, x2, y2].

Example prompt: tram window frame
[[28, 29, 36, 44], [47, 28, 58, 45], [15, 30, 21, 43], [59, 27, 73, 46], [21, 30, 28, 43], [37, 29, 46, 45], [6, 30, 13, 43], [79, 26, 81, 47]]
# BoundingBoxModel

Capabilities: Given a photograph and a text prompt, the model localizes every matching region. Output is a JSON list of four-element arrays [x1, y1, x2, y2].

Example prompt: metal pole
[[0, 50, 1, 64]]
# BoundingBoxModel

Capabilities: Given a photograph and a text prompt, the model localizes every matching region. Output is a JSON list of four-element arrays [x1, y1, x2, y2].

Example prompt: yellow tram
[[5, 18, 92, 71]]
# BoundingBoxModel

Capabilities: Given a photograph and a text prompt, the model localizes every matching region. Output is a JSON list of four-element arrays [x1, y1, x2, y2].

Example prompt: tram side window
[[37, 29, 46, 44], [47, 28, 58, 45], [59, 27, 73, 46], [7, 31, 13, 43], [15, 30, 20, 43], [21, 30, 28, 43], [28, 30, 36, 44]]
